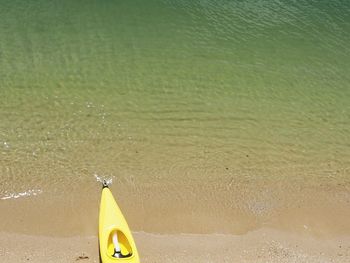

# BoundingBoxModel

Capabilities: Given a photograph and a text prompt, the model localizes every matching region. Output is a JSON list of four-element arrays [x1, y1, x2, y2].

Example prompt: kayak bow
[[99, 183, 140, 263]]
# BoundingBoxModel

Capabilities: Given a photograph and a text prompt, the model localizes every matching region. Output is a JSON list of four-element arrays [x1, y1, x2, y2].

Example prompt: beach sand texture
[[1, 229, 350, 263]]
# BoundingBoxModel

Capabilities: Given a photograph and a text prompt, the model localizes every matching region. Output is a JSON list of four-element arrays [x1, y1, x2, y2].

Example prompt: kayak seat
[[108, 230, 133, 258]]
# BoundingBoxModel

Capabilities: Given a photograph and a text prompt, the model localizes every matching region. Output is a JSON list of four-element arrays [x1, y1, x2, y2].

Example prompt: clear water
[[0, 0, 350, 236]]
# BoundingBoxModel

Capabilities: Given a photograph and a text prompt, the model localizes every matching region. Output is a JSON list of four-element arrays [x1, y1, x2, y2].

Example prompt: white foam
[[94, 173, 113, 186], [0, 189, 42, 200]]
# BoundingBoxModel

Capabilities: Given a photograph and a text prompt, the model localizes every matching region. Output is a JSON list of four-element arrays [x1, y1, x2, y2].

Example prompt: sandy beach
[[1, 182, 349, 262], [1, 228, 349, 262]]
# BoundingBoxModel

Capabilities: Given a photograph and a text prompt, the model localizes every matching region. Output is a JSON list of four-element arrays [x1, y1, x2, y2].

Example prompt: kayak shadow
[[98, 241, 102, 263]]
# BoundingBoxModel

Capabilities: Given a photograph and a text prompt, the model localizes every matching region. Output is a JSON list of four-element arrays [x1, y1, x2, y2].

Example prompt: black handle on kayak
[[102, 179, 109, 188]]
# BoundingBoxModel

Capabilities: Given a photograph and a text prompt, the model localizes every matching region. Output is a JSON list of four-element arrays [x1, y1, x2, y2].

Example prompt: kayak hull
[[99, 187, 140, 263]]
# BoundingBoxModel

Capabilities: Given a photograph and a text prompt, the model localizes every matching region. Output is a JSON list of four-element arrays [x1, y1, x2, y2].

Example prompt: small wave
[[94, 173, 113, 186], [0, 189, 42, 200]]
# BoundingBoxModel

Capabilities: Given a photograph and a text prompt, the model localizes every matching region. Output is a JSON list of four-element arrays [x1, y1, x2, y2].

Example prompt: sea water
[[0, 0, 349, 236]]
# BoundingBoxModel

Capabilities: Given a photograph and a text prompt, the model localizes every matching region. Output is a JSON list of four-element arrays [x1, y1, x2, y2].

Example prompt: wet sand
[[0, 228, 349, 262], [1, 182, 349, 262]]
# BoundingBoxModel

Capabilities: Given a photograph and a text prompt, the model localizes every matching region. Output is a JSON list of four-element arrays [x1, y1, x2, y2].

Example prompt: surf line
[[0, 189, 42, 200]]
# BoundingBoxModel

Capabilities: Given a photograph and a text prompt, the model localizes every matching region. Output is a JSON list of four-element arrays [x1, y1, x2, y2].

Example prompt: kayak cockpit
[[107, 229, 133, 259]]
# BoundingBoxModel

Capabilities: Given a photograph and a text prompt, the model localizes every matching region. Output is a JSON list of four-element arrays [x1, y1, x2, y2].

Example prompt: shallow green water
[[1, 0, 350, 235]]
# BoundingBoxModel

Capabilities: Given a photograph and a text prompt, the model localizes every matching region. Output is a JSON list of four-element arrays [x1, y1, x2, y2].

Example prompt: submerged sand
[[0, 228, 349, 262]]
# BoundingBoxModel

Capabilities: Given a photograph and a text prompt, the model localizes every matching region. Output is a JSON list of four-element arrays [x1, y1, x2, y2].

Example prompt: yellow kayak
[[99, 182, 140, 263]]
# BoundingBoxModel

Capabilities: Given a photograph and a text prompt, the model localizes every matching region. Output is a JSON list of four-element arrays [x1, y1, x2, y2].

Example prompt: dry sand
[[0, 228, 349, 263]]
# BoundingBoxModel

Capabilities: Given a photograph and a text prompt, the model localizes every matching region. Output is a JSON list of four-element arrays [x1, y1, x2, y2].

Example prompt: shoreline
[[1, 228, 349, 262], [1, 182, 349, 238]]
